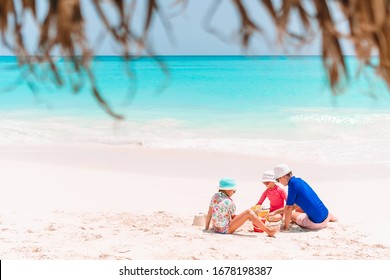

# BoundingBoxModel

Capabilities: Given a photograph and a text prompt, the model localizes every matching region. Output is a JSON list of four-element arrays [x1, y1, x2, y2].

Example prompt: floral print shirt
[[209, 192, 236, 233]]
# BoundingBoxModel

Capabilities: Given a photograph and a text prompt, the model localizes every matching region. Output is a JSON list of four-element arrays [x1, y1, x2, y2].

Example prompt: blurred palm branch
[[0, 0, 389, 118]]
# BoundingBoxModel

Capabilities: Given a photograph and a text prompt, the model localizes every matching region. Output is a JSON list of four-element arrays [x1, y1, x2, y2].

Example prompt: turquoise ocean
[[0, 56, 390, 165]]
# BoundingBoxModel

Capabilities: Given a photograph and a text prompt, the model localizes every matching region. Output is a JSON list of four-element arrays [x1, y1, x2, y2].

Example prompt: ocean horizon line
[[0, 54, 362, 59]]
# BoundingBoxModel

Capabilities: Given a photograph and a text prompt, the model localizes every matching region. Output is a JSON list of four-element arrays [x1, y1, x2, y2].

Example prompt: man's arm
[[283, 205, 294, 230]]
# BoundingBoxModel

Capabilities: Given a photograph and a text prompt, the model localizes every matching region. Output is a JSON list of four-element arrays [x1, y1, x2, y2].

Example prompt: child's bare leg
[[267, 214, 282, 222], [227, 209, 253, 234], [252, 216, 278, 237], [228, 209, 277, 237]]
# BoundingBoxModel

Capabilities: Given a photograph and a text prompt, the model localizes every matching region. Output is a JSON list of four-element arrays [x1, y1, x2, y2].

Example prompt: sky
[[0, 0, 354, 56]]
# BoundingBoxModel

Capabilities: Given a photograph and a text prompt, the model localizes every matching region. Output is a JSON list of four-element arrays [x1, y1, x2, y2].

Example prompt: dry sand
[[0, 144, 389, 259]]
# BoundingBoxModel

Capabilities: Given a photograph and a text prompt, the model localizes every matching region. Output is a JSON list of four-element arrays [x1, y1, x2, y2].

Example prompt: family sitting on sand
[[204, 164, 337, 237]]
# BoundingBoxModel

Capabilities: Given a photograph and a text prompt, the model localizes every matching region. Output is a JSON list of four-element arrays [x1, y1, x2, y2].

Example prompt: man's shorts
[[295, 213, 330, 230]]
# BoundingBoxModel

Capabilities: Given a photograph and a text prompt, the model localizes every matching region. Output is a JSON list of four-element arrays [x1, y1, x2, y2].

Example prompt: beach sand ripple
[[0, 210, 389, 260]]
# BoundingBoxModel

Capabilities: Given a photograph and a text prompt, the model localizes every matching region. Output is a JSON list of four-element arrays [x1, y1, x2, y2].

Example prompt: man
[[272, 164, 337, 231]]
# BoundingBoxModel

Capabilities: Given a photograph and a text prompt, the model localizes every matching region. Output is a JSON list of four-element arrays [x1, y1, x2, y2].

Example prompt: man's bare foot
[[329, 214, 338, 222]]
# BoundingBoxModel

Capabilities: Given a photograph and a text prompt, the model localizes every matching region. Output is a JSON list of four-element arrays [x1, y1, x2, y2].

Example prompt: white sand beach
[[0, 144, 389, 260]]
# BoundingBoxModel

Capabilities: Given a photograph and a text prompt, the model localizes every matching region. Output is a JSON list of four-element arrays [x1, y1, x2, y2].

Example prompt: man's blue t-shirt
[[286, 176, 328, 223]]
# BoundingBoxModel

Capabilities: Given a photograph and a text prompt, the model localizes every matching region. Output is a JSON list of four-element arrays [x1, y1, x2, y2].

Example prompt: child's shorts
[[213, 223, 230, 234], [295, 213, 330, 230]]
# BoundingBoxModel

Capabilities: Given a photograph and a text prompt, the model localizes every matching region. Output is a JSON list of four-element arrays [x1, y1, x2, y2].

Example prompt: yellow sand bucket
[[258, 209, 269, 217], [251, 205, 269, 217]]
